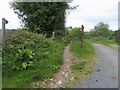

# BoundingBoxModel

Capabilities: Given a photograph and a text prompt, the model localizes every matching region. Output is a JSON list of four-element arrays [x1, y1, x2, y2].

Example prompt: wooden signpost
[[2, 18, 8, 47], [52, 32, 55, 39], [80, 25, 84, 47]]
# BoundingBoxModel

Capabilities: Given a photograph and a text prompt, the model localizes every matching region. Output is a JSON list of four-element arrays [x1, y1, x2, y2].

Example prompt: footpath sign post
[[81, 25, 84, 47], [2, 18, 8, 47]]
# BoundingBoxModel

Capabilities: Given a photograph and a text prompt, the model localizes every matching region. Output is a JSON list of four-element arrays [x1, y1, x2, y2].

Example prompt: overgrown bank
[[2, 30, 70, 88], [70, 40, 96, 58]]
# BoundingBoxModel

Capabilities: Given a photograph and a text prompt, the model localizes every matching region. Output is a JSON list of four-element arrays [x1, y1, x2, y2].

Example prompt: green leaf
[[22, 62, 28, 68]]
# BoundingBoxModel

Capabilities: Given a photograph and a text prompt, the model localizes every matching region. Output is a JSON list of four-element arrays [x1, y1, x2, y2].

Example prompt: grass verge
[[63, 40, 96, 87], [87, 39, 119, 49], [70, 40, 96, 58], [88, 39, 118, 46]]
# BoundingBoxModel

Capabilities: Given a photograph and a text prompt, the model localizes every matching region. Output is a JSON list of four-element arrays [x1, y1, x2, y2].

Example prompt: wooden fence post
[[80, 25, 84, 47], [52, 32, 55, 39], [2, 18, 8, 47]]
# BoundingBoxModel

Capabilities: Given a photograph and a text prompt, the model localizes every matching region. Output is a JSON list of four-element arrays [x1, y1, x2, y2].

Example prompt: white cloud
[[66, 0, 119, 31], [0, 0, 21, 29]]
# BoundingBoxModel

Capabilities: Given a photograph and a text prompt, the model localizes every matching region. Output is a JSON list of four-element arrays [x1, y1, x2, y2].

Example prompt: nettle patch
[[15, 49, 35, 70]]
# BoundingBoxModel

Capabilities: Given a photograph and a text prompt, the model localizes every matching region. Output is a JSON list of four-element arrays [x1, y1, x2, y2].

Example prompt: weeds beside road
[[70, 40, 96, 58], [60, 40, 96, 87], [73, 43, 118, 88], [88, 39, 118, 47]]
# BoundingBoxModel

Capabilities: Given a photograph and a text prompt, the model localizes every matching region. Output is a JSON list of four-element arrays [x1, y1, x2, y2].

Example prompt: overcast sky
[[0, 0, 119, 31]]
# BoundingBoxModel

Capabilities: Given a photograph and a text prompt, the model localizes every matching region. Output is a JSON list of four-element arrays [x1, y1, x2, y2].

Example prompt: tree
[[69, 27, 81, 40], [10, 2, 69, 37], [88, 22, 111, 40], [94, 22, 110, 38]]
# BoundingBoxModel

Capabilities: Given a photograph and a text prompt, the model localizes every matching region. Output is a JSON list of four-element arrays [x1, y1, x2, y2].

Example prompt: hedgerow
[[2, 30, 69, 88]]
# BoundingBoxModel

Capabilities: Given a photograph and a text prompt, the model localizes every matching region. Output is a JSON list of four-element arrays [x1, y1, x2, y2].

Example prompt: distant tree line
[[68, 27, 81, 40], [85, 22, 116, 41]]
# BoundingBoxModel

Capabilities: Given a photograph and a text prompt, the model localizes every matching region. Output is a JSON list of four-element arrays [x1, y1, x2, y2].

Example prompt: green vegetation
[[89, 39, 117, 46], [85, 22, 113, 40], [71, 59, 95, 75], [115, 30, 120, 44], [3, 2, 77, 88], [69, 27, 81, 40], [67, 58, 96, 88], [4, 0, 119, 88], [84, 22, 119, 46], [2, 30, 70, 88], [65, 26, 96, 87], [72, 61, 87, 70], [70, 40, 95, 58], [10, 2, 73, 37], [67, 40, 96, 87]]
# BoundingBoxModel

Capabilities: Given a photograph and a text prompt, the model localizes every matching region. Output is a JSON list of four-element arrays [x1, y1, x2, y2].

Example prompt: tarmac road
[[73, 44, 118, 88]]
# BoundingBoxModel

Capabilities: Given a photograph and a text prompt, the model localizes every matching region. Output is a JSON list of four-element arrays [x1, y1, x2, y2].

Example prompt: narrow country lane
[[73, 44, 118, 88]]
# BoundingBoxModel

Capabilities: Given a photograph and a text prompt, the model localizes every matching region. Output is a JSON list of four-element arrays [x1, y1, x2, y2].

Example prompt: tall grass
[[65, 40, 96, 87], [70, 40, 95, 58]]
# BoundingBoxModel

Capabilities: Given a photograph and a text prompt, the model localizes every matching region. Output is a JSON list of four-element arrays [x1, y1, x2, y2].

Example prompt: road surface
[[73, 44, 118, 88]]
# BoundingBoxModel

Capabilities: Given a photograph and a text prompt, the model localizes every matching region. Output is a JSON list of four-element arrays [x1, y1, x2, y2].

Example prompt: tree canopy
[[69, 27, 81, 40], [10, 2, 70, 37], [88, 22, 111, 40]]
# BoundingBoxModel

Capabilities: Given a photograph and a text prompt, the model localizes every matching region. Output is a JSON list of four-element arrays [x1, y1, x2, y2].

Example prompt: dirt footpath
[[49, 44, 74, 88]]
